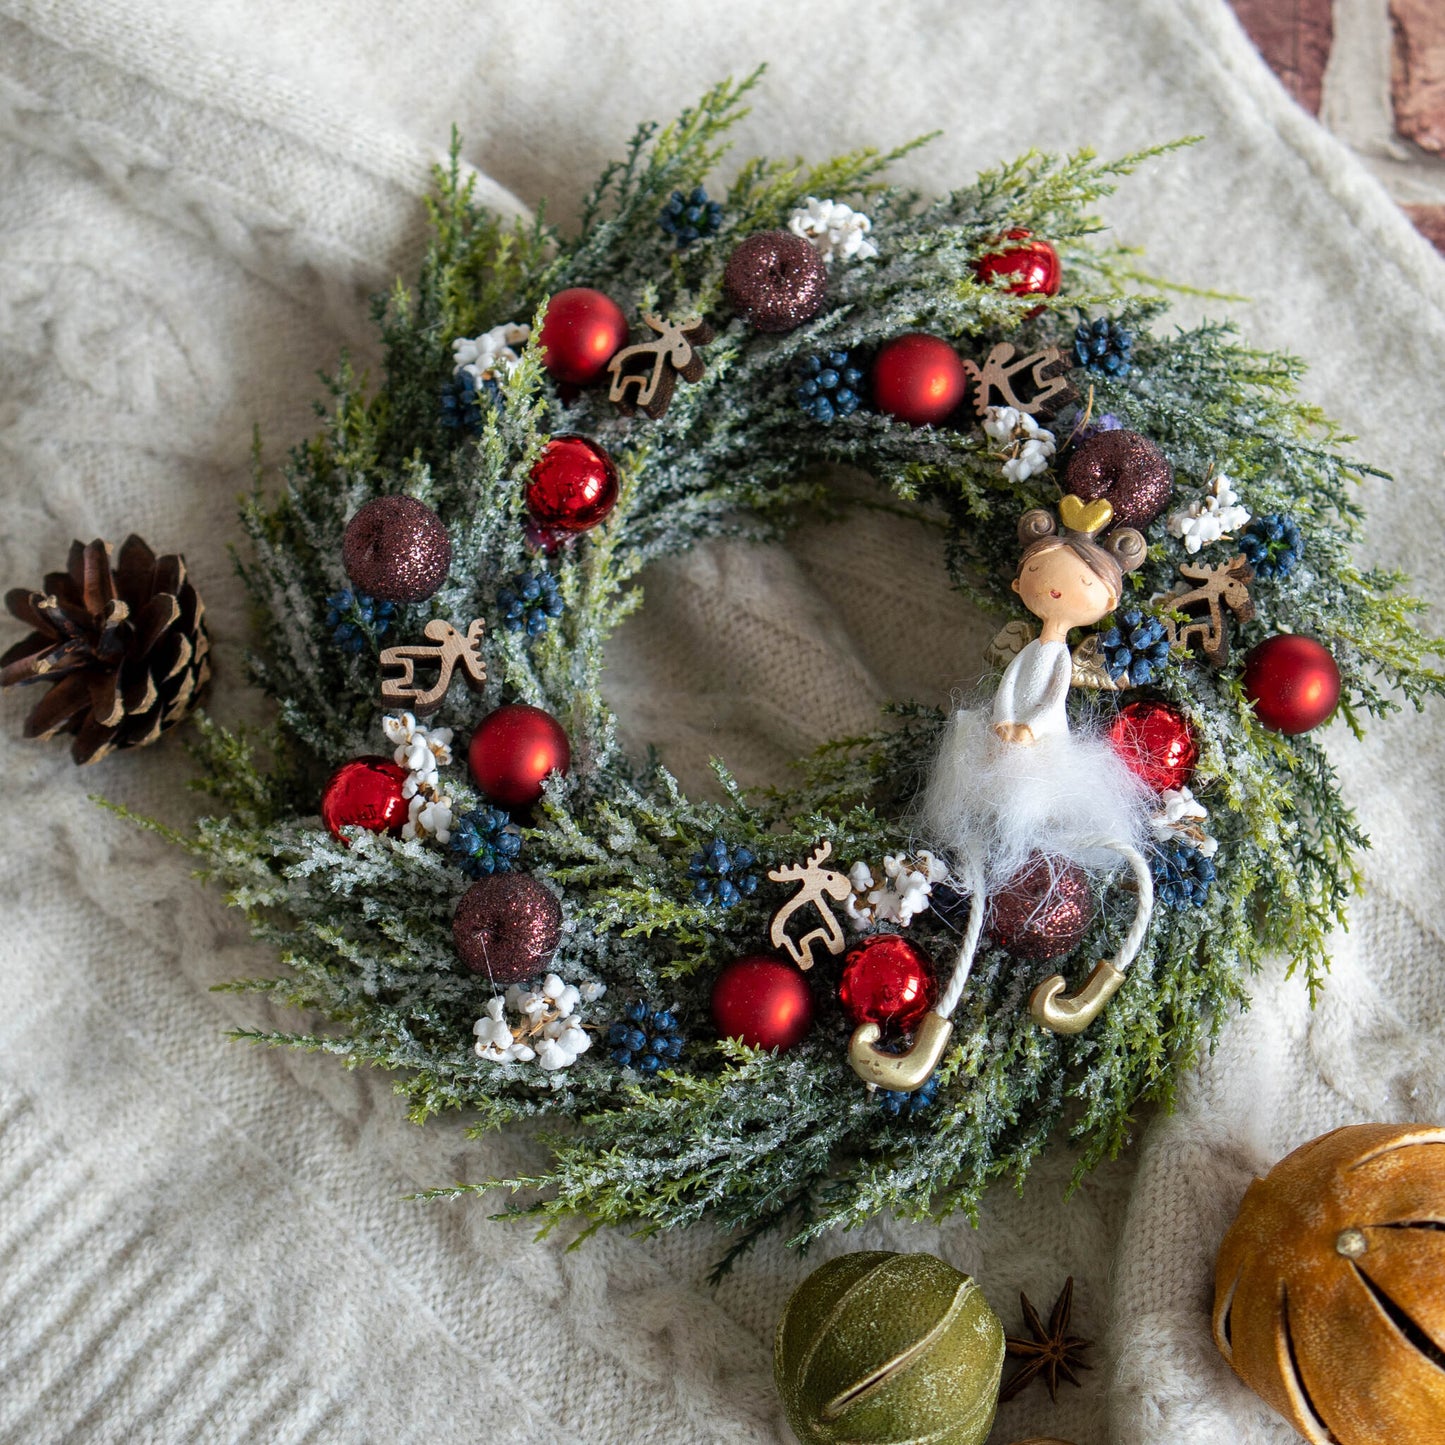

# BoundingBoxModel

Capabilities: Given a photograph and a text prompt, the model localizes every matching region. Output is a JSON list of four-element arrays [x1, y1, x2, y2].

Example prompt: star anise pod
[[999, 1275, 1093, 1403]]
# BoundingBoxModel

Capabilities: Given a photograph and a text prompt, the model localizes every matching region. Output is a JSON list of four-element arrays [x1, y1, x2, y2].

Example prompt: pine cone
[[2, 535, 210, 764]]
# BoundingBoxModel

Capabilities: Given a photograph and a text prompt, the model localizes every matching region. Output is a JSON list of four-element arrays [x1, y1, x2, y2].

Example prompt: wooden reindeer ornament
[[766, 840, 852, 971], [607, 314, 713, 419], [379, 618, 487, 713], [963, 342, 1076, 419], [1160, 555, 1255, 667]]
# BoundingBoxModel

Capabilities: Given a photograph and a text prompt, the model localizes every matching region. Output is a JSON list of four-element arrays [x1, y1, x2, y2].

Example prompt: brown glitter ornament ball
[[723, 230, 828, 333], [341, 496, 452, 603], [1063, 429, 1173, 531], [986, 856, 1095, 961], [452, 872, 563, 983]]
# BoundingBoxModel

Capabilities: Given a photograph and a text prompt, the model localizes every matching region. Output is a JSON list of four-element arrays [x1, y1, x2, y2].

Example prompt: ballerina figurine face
[[1013, 544, 1118, 633]]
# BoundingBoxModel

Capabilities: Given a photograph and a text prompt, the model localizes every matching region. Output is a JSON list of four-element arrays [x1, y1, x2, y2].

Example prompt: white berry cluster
[[1151, 786, 1218, 858], [452, 321, 531, 383], [982, 406, 1057, 483], [382, 712, 455, 843], [787, 196, 878, 264], [1166, 472, 1252, 555], [473, 974, 605, 1071], [845, 851, 947, 930]]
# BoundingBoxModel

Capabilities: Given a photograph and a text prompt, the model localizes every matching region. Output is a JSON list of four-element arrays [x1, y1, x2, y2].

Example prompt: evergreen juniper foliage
[[150, 72, 1443, 1262]]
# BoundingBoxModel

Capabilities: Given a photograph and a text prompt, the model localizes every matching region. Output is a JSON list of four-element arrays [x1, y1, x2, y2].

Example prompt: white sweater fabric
[[2, 3, 1444, 1441]]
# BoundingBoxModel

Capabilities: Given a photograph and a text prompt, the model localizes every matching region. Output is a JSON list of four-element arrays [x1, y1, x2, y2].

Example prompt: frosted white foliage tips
[[475, 974, 597, 1072], [1151, 786, 1218, 857], [452, 322, 531, 382], [786, 196, 878, 264], [982, 406, 1056, 483], [1166, 472, 1252, 554]]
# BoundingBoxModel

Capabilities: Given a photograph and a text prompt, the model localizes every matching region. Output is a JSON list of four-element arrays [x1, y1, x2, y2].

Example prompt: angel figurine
[[849, 494, 1157, 1091]]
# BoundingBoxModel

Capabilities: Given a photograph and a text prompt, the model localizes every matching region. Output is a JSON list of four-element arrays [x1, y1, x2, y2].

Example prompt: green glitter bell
[[774, 1251, 1005, 1445]]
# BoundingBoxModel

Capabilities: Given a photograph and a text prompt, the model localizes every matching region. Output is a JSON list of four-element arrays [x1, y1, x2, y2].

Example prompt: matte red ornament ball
[[871, 333, 968, 427], [1107, 700, 1199, 794], [537, 287, 629, 385], [838, 934, 938, 1031], [710, 954, 814, 1052], [972, 228, 1062, 300], [1242, 634, 1341, 735], [526, 435, 620, 533], [468, 703, 571, 809], [321, 756, 409, 842]]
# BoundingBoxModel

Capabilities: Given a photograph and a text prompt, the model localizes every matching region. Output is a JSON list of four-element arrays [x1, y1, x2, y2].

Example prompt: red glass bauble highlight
[[526, 435, 620, 533], [986, 855, 1095, 961], [1243, 634, 1341, 735], [468, 703, 571, 809], [321, 756, 409, 841], [871, 333, 968, 427], [838, 934, 938, 1031], [710, 954, 814, 1051], [1107, 700, 1199, 794], [537, 287, 629, 385], [973, 228, 1062, 300]]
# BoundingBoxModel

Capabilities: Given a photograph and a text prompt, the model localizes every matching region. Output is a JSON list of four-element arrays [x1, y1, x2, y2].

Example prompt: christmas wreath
[[39, 72, 1442, 1266]]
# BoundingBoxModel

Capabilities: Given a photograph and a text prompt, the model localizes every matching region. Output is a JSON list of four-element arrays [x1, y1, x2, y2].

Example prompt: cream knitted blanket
[[2, 2, 1443, 1441]]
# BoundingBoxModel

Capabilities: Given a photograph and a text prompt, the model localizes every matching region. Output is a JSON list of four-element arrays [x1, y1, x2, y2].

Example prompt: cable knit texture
[[1, 2, 1444, 1442]]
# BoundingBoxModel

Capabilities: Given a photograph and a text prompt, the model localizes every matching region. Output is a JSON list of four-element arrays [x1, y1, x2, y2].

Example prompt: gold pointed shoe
[[1030, 960, 1126, 1035], [846, 1011, 954, 1091]]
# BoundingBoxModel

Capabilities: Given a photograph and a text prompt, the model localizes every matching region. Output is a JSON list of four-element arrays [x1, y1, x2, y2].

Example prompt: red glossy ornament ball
[[1243, 634, 1341, 734], [871, 333, 968, 427], [526, 435, 620, 533], [1107, 700, 1199, 794], [468, 703, 571, 809], [537, 287, 629, 385], [987, 855, 1095, 961], [973, 228, 1062, 300], [838, 934, 938, 1031], [711, 954, 814, 1051], [321, 756, 409, 841]]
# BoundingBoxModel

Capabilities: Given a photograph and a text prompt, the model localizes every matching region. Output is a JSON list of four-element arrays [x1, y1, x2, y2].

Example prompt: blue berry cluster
[[1152, 840, 1216, 910], [1099, 609, 1171, 686], [325, 590, 396, 653], [1240, 514, 1303, 581], [796, 352, 863, 422], [449, 807, 522, 879], [440, 370, 494, 434], [497, 571, 564, 636], [658, 186, 723, 248], [607, 1001, 685, 1073], [1073, 317, 1134, 377], [878, 1074, 941, 1118], [688, 837, 759, 908]]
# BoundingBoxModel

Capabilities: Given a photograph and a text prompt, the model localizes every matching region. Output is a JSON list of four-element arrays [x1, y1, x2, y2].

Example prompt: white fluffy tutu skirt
[[918, 706, 1153, 892]]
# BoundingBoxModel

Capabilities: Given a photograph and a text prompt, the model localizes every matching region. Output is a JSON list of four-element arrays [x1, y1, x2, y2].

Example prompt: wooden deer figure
[[1160, 555, 1256, 667], [379, 618, 487, 714], [606, 314, 713, 419], [963, 341, 1076, 419], [767, 839, 853, 971]]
